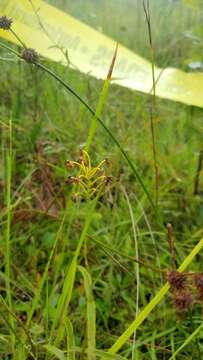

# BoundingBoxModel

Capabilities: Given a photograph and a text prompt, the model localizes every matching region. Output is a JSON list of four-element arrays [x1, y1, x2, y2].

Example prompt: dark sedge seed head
[[194, 274, 203, 301], [167, 270, 187, 291], [195, 274, 203, 288], [21, 48, 39, 64], [172, 291, 193, 312], [0, 16, 13, 30]]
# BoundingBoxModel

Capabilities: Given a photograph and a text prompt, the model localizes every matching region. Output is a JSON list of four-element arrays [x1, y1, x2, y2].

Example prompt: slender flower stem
[[143, 0, 159, 207], [10, 28, 26, 48]]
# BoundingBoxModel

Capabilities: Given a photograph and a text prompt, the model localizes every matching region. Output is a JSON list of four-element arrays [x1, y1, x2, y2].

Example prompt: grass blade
[[94, 350, 127, 359], [65, 318, 75, 360], [44, 345, 65, 360], [78, 266, 96, 360], [168, 322, 203, 360], [4, 119, 15, 351], [86, 44, 118, 150]]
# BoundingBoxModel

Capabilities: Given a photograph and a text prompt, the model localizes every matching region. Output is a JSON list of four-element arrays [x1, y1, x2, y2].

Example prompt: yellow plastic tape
[[0, 0, 203, 108]]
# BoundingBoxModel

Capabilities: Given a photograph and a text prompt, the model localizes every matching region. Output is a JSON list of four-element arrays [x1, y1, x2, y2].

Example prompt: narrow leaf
[[44, 345, 65, 360], [65, 318, 75, 360], [78, 266, 96, 360]]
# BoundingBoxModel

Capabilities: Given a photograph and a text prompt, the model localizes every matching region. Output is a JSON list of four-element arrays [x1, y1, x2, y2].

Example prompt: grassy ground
[[0, 0, 203, 359]]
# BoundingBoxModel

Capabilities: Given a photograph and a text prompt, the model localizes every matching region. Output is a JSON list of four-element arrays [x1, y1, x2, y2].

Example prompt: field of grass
[[0, 0, 203, 359]]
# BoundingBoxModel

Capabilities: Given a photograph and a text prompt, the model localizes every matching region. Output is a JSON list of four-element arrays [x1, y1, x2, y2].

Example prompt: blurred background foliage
[[47, 0, 203, 70]]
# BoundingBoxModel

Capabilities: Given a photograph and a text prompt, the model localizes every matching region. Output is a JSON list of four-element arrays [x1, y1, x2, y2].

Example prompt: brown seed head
[[21, 48, 39, 64], [66, 160, 75, 169], [167, 270, 187, 291], [172, 291, 193, 312], [194, 274, 203, 301], [0, 16, 13, 30]]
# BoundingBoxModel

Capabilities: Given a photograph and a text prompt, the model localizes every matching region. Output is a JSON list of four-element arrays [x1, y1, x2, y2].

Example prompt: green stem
[[5, 119, 15, 351]]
